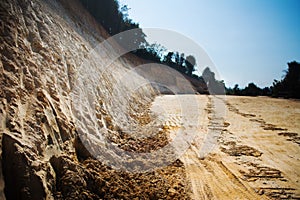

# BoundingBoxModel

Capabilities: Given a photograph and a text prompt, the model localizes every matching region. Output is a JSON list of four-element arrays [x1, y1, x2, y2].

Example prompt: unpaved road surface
[[151, 95, 300, 200]]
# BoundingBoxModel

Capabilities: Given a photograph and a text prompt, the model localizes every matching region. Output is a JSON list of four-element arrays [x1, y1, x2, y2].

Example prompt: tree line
[[79, 0, 205, 85], [78, 0, 226, 93], [79, 0, 299, 98], [226, 61, 300, 98]]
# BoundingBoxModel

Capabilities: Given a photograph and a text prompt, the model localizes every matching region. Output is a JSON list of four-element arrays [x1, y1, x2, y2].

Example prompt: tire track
[[182, 96, 264, 200], [218, 97, 300, 199]]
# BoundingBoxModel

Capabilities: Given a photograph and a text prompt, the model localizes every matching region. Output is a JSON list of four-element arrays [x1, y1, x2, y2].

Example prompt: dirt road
[[151, 95, 300, 199]]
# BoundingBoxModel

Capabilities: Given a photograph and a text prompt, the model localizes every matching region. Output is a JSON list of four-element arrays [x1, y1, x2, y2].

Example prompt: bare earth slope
[[0, 0, 189, 199], [152, 95, 300, 200]]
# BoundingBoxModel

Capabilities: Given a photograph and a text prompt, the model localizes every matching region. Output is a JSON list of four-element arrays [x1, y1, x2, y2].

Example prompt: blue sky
[[119, 0, 300, 88]]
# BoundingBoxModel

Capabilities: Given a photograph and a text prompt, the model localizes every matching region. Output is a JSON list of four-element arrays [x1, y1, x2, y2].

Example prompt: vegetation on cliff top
[[79, 0, 300, 98]]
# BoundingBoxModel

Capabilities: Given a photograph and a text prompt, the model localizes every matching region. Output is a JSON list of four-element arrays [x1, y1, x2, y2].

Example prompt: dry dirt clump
[[220, 141, 263, 157], [278, 132, 300, 146], [240, 163, 284, 182], [50, 156, 190, 200], [225, 102, 256, 118], [239, 162, 300, 199], [219, 131, 263, 158], [106, 129, 169, 153]]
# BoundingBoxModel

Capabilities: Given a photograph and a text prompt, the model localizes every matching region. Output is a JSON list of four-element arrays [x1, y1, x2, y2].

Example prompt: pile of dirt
[[50, 156, 189, 200]]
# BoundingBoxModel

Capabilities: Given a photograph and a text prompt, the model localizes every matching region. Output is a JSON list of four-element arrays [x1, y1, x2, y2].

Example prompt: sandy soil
[[151, 95, 300, 200]]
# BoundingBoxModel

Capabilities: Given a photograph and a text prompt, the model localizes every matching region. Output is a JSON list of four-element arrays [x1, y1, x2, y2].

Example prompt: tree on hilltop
[[185, 55, 196, 76]]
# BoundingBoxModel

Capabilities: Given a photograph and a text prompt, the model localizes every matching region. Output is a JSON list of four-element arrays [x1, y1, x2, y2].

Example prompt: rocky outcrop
[[0, 0, 189, 199]]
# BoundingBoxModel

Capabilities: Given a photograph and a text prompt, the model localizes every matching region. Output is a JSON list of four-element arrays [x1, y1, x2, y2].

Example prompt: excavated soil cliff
[[0, 0, 190, 199]]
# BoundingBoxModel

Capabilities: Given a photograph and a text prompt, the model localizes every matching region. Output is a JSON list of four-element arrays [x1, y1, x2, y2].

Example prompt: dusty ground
[[151, 95, 300, 200]]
